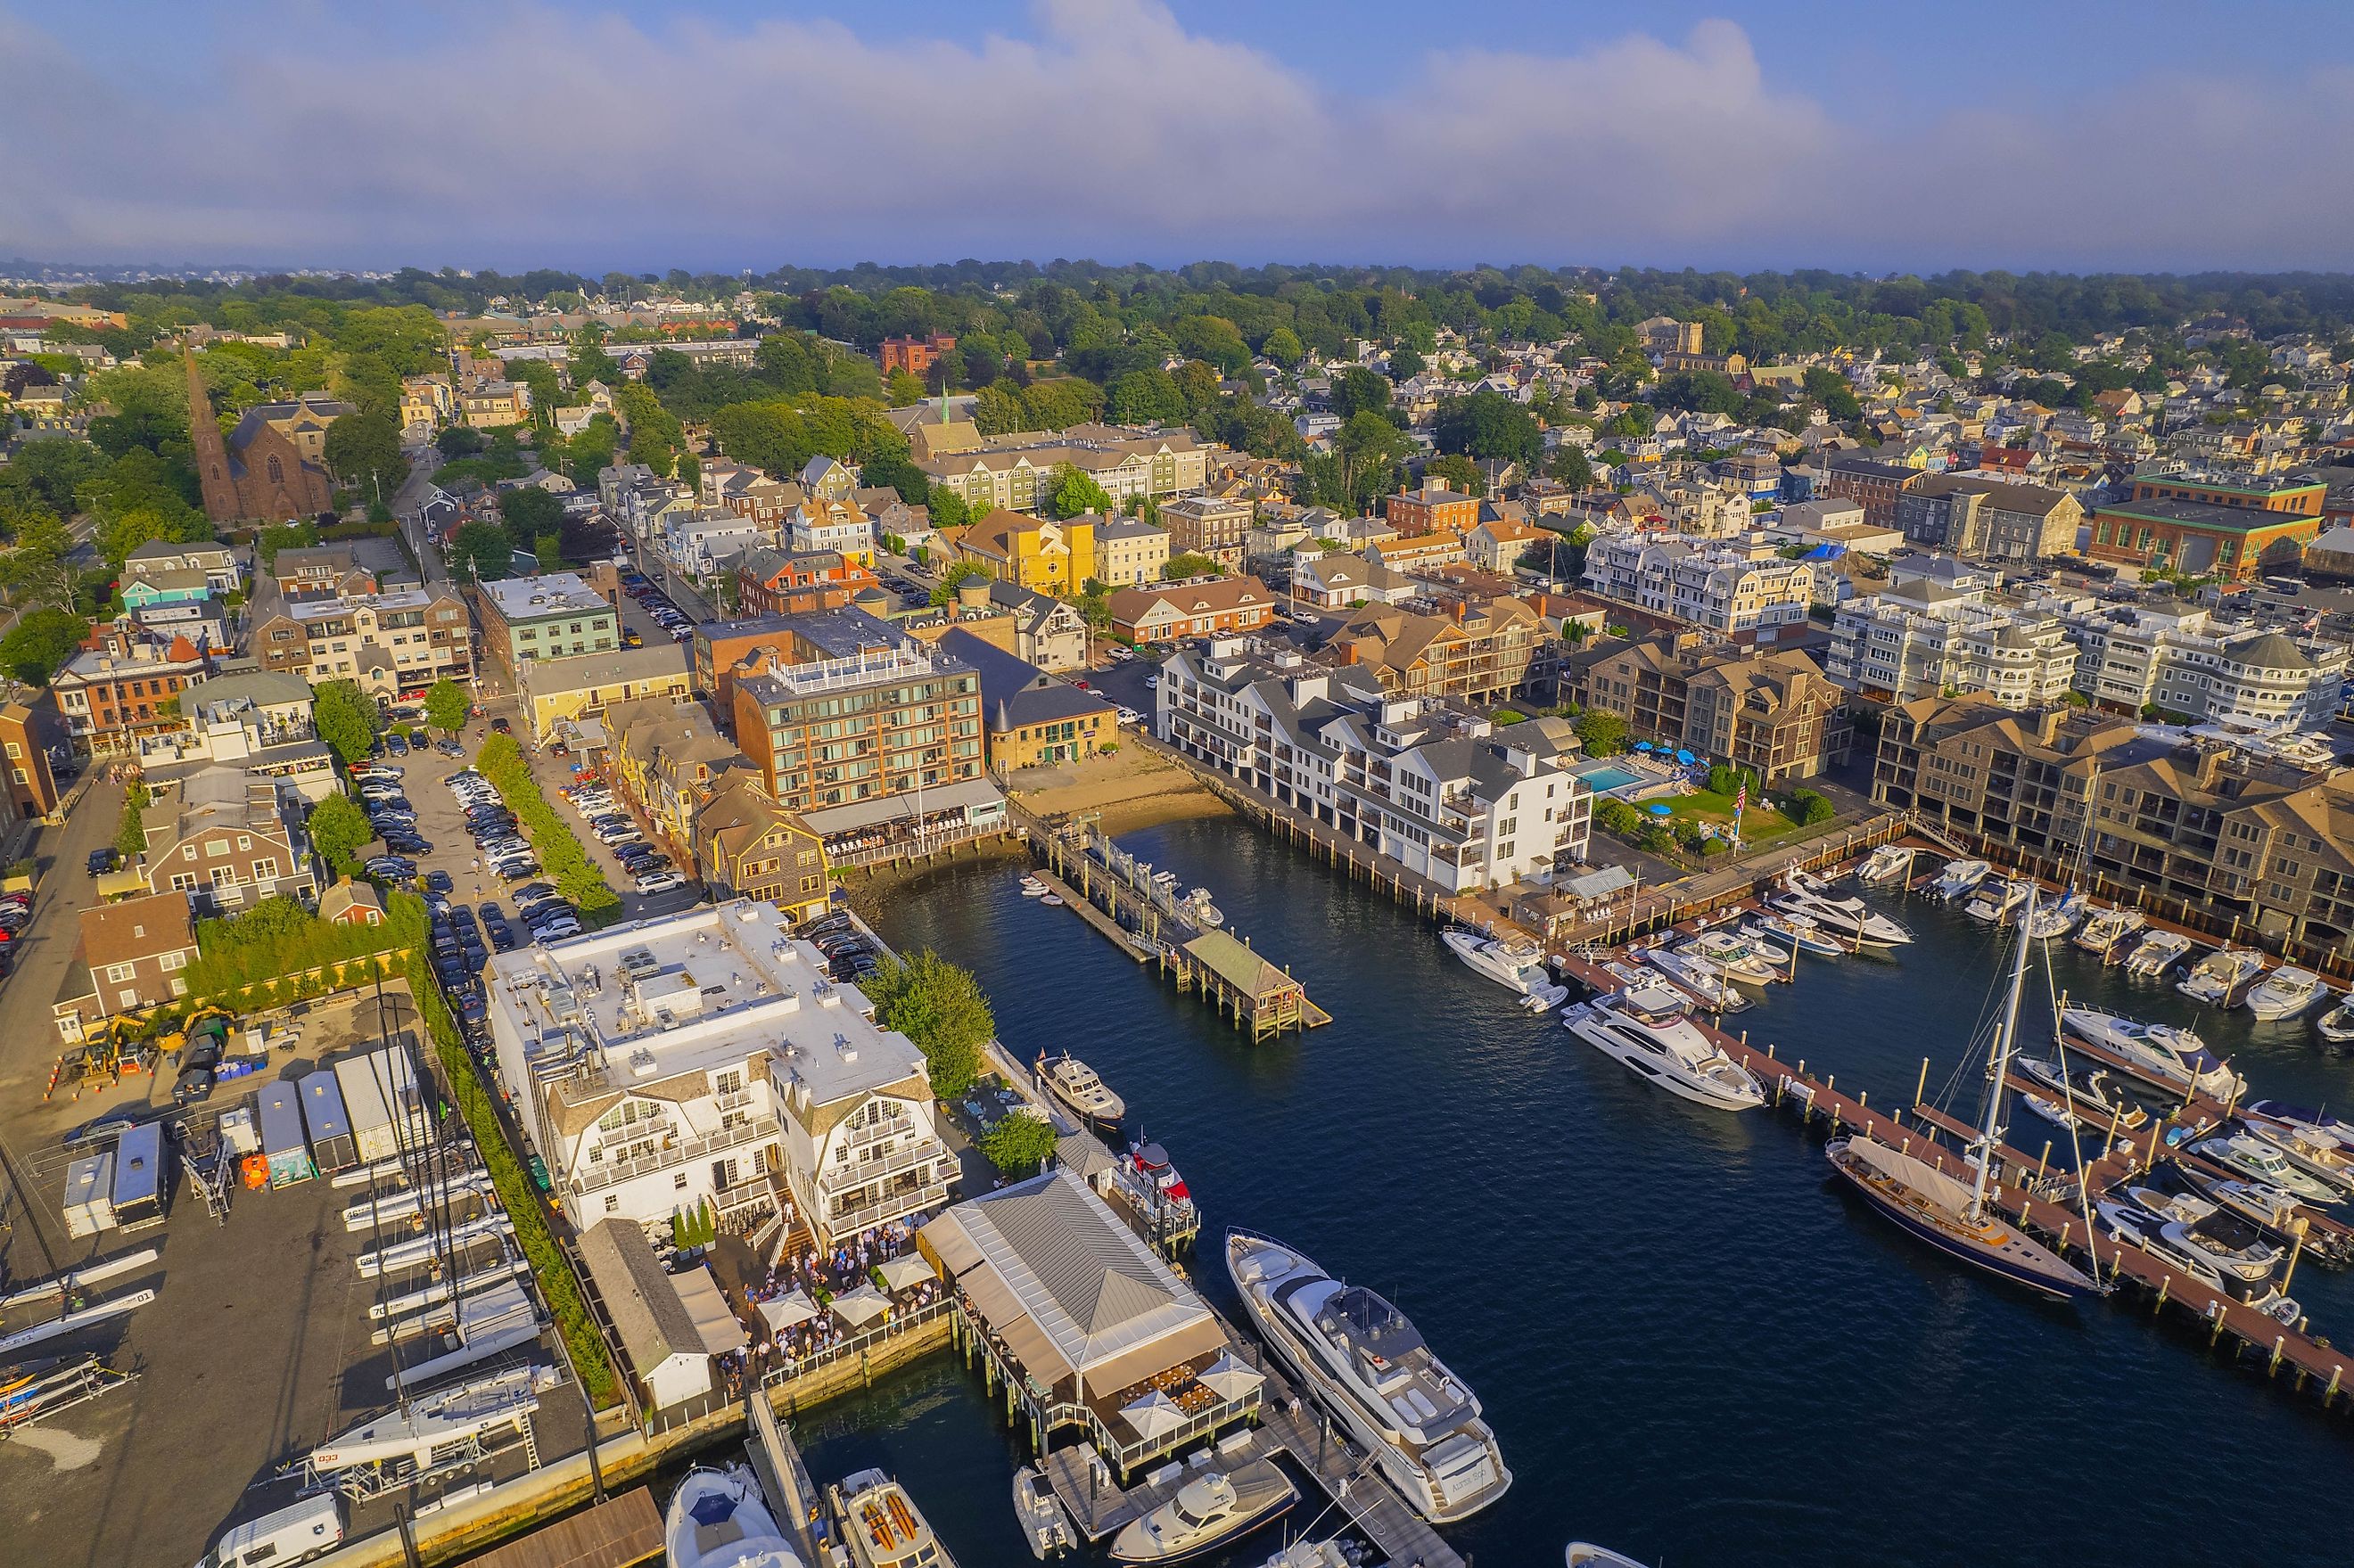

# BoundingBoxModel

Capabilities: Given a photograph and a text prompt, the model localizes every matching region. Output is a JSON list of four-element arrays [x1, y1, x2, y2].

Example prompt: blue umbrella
[[1633, 741, 1654, 752], [1649, 802, 1674, 816], [1674, 750, 1695, 765]]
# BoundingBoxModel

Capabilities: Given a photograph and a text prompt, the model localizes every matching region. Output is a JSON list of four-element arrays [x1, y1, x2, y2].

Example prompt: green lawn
[[1659, 789, 1798, 845]]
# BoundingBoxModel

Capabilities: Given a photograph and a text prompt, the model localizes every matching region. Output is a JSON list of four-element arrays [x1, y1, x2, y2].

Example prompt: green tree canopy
[[860, 949, 992, 1098], [1433, 390, 1541, 466], [449, 519, 514, 582], [308, 792, 374, 872], [1105, 367, 1186, 425], [1049, 464, 1113, 520], [324, 407, 408, 501], [1574, 710, 1627, 758], [424, 678, 471, 735], [1423, 453, 1486, 497], [498, 485, 564, 553], [1165, 553, 1223, 579], [0, 607, 90, 685], [1263, 326, 1304, 367], [314, 679, 382, 767], [980, 1113, 1060, 1177]]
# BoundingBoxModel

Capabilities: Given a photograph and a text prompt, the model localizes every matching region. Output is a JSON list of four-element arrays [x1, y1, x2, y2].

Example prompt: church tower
[[184, 348, 241, 523]]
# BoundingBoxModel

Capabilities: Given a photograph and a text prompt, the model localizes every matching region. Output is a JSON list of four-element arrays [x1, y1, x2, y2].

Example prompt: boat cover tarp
[[1847, 1136, 1979, 1217]]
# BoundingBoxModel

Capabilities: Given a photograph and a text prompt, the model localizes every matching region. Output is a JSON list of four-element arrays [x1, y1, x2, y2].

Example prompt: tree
[[499, 485, 564, 554], [1788, 789, 1836, 827], [860, 949, 992, 1098], [308, 792, 374, 873], [1433, 390, 1541, 466], [534, 530, 564, 571], [980, 1113, 1060, 1177], [424, 678, 471, 735], [437, 425, 485, 458], [1329, 366, 1392, 421], [885, 368, 926, 407], [325, 408, 408, 502], [1165, 553, 1222, 580], [1049, 464, 1113, 520], [255, 520, 320, 569], [1387, 343, 1426, 378], [314, 679, 382, 767], [1263, 327, 1304, 367], [928, 559, 994, 606], [0, 512, 84, 612], [1573, 710, 1626, 758], [1802, 367, 1862, 423], [1105, 367, 1186, 425], [449, 520, 514, 582], [0, 607, 89, 684], [1593, 798, 1642, 837], [115, 781, 152, 863], [1546, 445, 1596, 489], [1424, 453, 1486, 497]]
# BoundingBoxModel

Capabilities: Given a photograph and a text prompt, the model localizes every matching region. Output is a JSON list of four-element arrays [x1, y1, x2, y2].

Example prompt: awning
[[757, 1290, 819, 1332], [1120, 1388, 1187, 1440], [877, 1254, 935, 1293], [676, 1264, 749, 1355], [802, 776, 1008, 838], [1196, 1352, 1263, 1403], [831, 1283, 892, 1328]]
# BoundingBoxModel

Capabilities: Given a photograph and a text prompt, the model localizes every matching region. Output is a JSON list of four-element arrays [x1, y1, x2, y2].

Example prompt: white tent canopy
[[877, 1254, 936, 1293], [831, 1283, 892, 1328], [675, 1264, 748, 1355], [1120, 1388, 1186, 1440], [757, 1289, 819, 1333], [1197, 1351, 1263, 1404]]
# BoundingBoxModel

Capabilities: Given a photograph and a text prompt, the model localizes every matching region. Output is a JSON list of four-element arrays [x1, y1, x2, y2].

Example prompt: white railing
[[819, 1138, 949, 1194], [572, 1117, 772, 1195]]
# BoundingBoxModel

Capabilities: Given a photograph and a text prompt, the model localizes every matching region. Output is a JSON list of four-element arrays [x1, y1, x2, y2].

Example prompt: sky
[[5, 0, 2354, 277]]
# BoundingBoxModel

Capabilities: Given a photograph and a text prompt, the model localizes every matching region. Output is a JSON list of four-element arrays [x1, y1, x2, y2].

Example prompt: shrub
[[1593, 799, 1643, 837], [981, 1112, 1059, 1177], [1788, 789, 1836, 827], [473, 733, 621, 924]]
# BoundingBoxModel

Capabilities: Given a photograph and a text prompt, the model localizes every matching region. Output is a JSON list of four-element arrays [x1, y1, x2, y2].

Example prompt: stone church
[[185, 349, 347, 524]]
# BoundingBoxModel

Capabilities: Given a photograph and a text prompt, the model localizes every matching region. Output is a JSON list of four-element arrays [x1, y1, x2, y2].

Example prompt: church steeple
[[184, 347, 239, 524]]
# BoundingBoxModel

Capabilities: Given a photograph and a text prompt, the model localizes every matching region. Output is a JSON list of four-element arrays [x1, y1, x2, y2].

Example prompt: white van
[[194, 1494, 343, 1568]]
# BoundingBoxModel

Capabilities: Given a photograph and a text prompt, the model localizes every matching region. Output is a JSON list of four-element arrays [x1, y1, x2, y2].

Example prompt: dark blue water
[[831, 819, 2354, 1568]]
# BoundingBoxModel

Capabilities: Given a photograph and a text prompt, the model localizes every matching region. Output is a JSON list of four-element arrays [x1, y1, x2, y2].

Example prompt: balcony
[[827, 1171, 956, 1236], [819, 1136, 952, 1195], [572, 1115, 773, 1196]]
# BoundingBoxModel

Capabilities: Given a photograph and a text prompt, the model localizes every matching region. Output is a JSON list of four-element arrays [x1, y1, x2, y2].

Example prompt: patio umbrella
[[758, 1289, 819, 1332], [830, 1283, 892, 1328], [1196, 1352, 1264, 1403], [877, 1253, 935, 1292], [1675, 750, 1695, 765], [1120, 1388, 1187, 1440], [1633, 741, 1654, 751]]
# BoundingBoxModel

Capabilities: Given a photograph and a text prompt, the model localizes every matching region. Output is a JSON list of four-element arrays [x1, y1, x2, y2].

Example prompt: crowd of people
[[712, 1217, 942, 1396]]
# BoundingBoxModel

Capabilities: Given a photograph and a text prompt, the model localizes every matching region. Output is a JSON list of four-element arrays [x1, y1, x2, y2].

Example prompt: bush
[[184, 891, 425, 997], [1706, 763, 1757, 797], [474, 733, 621, 924], [981, 1112, 1059, 1177], [1593, 798, 1643, 837], [1788, 789, 1836, 827], [409, 945, 618, 1408]]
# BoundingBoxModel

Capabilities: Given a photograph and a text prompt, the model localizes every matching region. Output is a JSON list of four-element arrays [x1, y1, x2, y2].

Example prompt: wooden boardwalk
[[457, 1487, 662, 1568], [1553, 946, 2354, 1410]]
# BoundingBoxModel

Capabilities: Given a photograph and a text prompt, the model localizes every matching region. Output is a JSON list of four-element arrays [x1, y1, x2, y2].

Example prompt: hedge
[[185, 892, 428, 997], [473, 733, 621, 925], [408, 948, 620, 1408]]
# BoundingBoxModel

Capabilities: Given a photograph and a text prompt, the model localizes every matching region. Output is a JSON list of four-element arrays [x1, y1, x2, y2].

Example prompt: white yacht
[[1012, 1465, 1075, 1560], [2121, 930, 2194, 978], [1639, 945, 1749, 1012], [1855, 844, 1914, 885], [1037, 1052, 1125, 1128], [1567, 1547, 1654, 1568], [2244, 965, 2329, 1022], [1253, 1542, 1365, 1568], [1225, 1231, 1510, 1523], [2193, 1135, 2341, 1205], [1767, 875, 1912, 948], [667, 1465, 805, 1568], [2014, 1056, 2145, 1130], [1930, 858, 1992, 900], [1676, 928, 1790, 985], [833, 1471, 959, 1568], [309, 1367, 540, 1481], [1108, 1460, 1296, 1564], [1963, 878, 2028, 925], [2178, 947, 2267, 1007], [1744, 911, 1845, 957], [1440, 929, 1548, 996], [2072, 906, 2146, 960], [2058, 1006, 2241, 1099], [2097, 1186, 2287, 1304], [1562, 984, 1766, 1111], [2241, 1116, 2354, 1198], [2021, 889, 2086, 941], [2317, 995, 2354, 1044]]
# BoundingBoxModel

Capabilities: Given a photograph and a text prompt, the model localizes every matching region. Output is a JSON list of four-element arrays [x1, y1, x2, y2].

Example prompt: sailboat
[[1824, 884, 2102, 1301]]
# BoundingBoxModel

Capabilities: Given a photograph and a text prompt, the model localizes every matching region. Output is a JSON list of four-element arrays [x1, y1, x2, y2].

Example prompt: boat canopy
[[1843, 1136, 1979, 1218]]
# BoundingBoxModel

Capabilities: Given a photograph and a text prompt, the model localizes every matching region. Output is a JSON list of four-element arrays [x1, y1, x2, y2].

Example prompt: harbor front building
[[1558, 632, 1852, 784], [2086, 470, 2327, 579], [1158, 638, 1592, 892], [482, 900, 960, 1246]]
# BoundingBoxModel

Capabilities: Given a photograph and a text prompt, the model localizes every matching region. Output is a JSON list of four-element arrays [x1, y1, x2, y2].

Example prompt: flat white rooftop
[[480, 572, 610, 622], [484, 899, 926, 1108]]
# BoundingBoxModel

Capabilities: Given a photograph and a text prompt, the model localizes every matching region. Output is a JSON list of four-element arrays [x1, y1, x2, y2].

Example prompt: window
[[160, 950, 186, 972], [673, 1172, 688, 1189], [104, 963, 136, 983], [605, 1194, 620, 1213]]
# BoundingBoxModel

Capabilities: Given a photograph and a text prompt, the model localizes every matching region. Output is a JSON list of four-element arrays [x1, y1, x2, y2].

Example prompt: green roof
[[1183, 929, 1296, 997], [2095, 498, 2321, 536]]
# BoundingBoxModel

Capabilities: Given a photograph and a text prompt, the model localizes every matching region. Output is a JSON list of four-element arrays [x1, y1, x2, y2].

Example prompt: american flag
[[1734, 782, 1747, 814]]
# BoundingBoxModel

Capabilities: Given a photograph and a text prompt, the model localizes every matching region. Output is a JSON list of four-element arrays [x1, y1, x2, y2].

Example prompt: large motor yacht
[[1677, 928, 1790, 985], [1929, 858, 1991, 900], [1037, 1052, 1125, 1129], [1561, 984, 1766, 1111], [1767, 873, 1912, 948], [1440, 929, 1548, 996], [667, 1465, 804, 1568], [1225, 1231, 1511, 1524], [2057, 1006, 2242, 1099]]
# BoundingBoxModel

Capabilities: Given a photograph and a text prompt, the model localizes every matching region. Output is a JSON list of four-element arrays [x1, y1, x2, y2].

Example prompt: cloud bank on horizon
[[4, 0, 2350, 275]]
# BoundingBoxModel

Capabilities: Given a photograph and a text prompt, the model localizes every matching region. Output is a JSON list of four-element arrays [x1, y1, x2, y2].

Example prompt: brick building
[[1383, 479, 1481, 538], [2087, 470, 2327, 579], [880, 333, 957, 376]]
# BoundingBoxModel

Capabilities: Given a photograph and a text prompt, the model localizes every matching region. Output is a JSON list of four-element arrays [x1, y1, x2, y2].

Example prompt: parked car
[[490, 718, 511, 734], [87, 848, 117, 876], [634, 870, 687, 895], [386, 732, 409, 756]]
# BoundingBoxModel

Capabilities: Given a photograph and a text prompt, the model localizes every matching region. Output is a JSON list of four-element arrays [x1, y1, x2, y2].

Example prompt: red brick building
[[880, 333, 957, 377], [1384, 479, 1481, 537], [734, 547, 875, 620]]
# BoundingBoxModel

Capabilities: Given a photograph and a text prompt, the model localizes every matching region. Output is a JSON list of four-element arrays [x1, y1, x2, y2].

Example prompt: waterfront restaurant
[[920, 1170, 1263, 1479]]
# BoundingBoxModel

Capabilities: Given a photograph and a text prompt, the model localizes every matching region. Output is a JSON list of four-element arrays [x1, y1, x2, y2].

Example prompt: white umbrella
[[757, 1289, 819, 1333], [1196, 1352, 1263, 1404], [1120, 1388, 1186, 1441], [877, 1254, 935, 1293], [830, 1283, 892, 1328]]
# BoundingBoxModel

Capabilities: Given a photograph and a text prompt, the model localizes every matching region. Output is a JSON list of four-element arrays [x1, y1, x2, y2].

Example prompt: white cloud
[[4, 0, 2352, 272]]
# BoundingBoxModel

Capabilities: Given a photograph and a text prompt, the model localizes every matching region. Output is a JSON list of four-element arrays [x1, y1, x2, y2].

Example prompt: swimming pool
[[1573, 762, 1647, 793]]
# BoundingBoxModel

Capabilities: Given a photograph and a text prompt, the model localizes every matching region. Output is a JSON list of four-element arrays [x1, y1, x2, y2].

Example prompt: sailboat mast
[[1972, 881, 2037, 1218]]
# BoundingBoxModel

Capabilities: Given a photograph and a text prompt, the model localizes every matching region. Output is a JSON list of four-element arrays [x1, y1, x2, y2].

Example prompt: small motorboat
[[2244, 965, 2330, 1022], [1109, 1460, 1296, 1564], [1567, 1548, 1655, 1568], [2194, 1135, 2342, 1204], [1038, 1052, 1125, 1128], [832, 1469, 957, 1568], [2239, 1115, 2354, 1198], [1019, 875, 1049, 899], [2022, 1093, 2081, 1130], [2122, 930, 2194, 978], [2317, 996, 2354, 1045], [1253, 1541, 1368, 1568], [1521, 981, 1572, 1014], [1013, 1465, 1076, 1559], [1745, 911, 1845, 957], [666, 1464, 805, 1568], [1640, 944, 1750, 1012], [1038, 892, 1066, 907], [1963, 877, 2029, 924], [2073, 906, 2147, 960], [2178, 948, 2267, 1007], [1855, 844, 1914, 885], [1442, 929, 1550, 996], [2014, 1056, 2147, 1129], [2020, 889, 2086, 941], [1930, 858, 1992, 900], [1676, 928, 1790, 985], [1183, 888, 1225, 928]]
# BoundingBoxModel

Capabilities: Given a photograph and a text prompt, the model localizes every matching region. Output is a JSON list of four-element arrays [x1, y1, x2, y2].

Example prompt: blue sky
[[7, 1, 2353, 275]]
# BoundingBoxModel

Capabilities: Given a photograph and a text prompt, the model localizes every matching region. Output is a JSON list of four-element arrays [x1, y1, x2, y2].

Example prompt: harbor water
[[831, 817, 2354, 1568]]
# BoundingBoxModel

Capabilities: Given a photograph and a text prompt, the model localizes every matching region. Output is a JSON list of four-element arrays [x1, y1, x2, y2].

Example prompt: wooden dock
[[1553, 947, 2354, 1411], [457, 1487, 662, 1568]]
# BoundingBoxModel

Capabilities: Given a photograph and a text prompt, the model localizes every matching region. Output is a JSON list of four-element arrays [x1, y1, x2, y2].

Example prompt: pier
[[1553, 933, 2354, 1412], [1025, 811, 1329, 1041]]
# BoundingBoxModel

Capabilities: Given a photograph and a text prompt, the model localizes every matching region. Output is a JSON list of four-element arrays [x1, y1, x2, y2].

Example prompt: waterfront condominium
[[481, 899, 960, 1246], [1156, 636, 1592, 893]]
